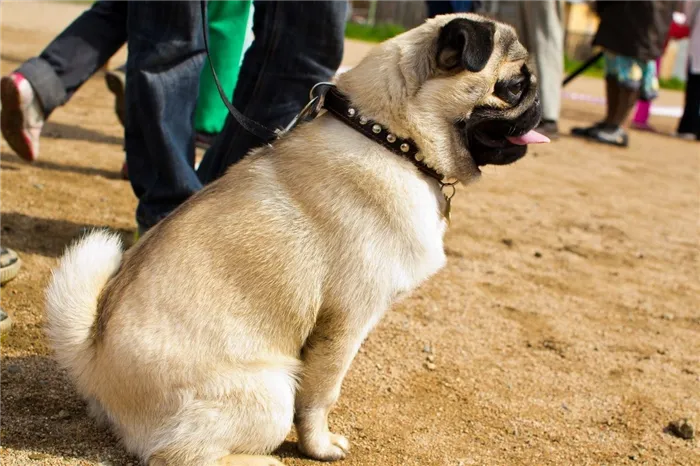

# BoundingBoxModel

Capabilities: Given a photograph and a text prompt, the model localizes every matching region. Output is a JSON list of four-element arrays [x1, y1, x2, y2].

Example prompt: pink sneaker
[[1, 72, 44, 162]]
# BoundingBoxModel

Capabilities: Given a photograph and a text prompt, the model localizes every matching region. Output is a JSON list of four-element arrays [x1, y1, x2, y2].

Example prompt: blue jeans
[[425, 1, 476, 18], [16, 0, 127, 117], [128, 1, 347, 230]]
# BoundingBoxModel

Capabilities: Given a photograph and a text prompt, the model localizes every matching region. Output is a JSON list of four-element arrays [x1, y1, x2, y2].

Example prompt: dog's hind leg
[[144, 366, 297, 466]]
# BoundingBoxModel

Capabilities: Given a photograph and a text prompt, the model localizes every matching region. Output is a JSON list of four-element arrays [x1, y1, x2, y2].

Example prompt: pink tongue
[[506, 130, 550, 146]]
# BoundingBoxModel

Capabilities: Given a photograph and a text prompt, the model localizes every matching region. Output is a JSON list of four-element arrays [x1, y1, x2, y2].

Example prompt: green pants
[[194, 0, 252, 135]]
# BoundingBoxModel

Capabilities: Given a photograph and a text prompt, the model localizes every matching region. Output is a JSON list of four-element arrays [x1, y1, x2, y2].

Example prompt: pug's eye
[[507, 81, 524, 97], [495, 78, 526, 105]]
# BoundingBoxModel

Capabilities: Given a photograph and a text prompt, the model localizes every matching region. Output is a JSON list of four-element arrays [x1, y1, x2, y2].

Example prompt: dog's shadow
[[1, 355, 312, 464], [1, 212, 135, 258], [0, 355, 128, 463]]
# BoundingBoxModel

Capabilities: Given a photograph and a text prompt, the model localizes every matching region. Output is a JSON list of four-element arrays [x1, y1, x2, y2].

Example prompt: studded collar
[[322, 88, 444, 183]]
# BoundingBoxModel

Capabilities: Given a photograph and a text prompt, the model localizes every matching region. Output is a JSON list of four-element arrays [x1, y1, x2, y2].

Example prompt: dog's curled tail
[[45, 230, 123, 380]]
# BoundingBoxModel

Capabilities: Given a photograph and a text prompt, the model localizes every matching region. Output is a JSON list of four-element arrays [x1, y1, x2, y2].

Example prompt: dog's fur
[[46, 14, 541, 466]]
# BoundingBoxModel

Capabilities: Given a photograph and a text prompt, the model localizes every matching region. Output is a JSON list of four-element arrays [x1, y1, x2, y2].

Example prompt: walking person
[[571, 1, 676, 147], [125, 1, 347, 233], [482, 1, 564, 138], [631, 9, 691, 132], [676, 2, 700, 140], [0, 0, 127, 162]]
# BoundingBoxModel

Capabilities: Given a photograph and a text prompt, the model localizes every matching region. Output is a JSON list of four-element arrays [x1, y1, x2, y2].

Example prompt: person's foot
[[105, 68, 126, 127], [571, 124, 628, 147], [630, 121, 657, 132], [571, 121, 605, 138], [0, 72, 44, 162], [674, 132, 697, 141], [536, 119, 559, 139], [0, 308, 12, 334], [1, 247, 21, 285]]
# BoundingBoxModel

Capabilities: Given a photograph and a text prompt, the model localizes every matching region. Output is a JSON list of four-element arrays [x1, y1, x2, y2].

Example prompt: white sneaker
[[1, 72, 44, 162]]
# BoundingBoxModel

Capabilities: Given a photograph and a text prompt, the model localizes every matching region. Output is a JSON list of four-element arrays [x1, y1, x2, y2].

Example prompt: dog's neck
[[334, 45, 464, 183], [322, 87, 444, 184]]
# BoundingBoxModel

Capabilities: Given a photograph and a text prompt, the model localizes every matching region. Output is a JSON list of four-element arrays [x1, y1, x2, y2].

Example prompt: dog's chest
[[358, 195, 447, 300]]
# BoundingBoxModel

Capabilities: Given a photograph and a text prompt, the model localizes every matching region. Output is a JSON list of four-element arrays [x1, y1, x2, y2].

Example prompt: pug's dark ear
[[436, 18, 495, 72]]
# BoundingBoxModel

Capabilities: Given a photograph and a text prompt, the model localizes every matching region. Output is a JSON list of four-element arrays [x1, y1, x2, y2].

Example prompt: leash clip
[[278, 82, 336, 137]]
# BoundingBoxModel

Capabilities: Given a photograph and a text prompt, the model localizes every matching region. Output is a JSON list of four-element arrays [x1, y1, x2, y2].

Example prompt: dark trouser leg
[[677, 70, 700, 139], [426, 1, 454, 18], [125, 1, 205, 231], [15, 0, 127, 117], [197, 0, 347, 184]]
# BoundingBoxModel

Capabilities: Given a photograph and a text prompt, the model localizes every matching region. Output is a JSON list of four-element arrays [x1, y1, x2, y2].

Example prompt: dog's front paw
[[299, 432, 350, 461]]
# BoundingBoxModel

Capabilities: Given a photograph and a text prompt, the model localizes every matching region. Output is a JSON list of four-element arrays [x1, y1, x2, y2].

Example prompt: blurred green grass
[[345, 22, 406, 43]]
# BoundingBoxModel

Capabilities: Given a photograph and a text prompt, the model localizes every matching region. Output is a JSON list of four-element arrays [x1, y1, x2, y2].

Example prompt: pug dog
[[45, 13, 547, 466]]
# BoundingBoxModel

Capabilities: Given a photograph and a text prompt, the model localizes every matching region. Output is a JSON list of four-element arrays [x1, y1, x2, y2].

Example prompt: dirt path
[[1, 3, 699, 466]]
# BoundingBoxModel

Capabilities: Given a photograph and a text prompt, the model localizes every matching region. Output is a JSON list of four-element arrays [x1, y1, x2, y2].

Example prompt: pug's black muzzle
[[461, 95, 542, 167]]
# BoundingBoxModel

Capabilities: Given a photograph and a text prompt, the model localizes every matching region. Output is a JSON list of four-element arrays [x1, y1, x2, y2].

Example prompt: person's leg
[[631, 57, 660, 130], [14, 0, 127, 117], [572, 53, 638, 147], [125, 1, 205, 232], [105, 63, 126, 126], [524, 0, 563, 138], [197, 1, 347, 184], [426, 1, 454, 18], [677, 69, 700, 139], [632, 99, 651, 126], [194, 0, 252, 139], [1, 0, 127, 161]]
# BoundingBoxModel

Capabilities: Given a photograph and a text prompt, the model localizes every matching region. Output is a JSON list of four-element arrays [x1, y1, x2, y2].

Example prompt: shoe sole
[[105, 72, 126, 127], [571, 128, 628, 147], [1, 256, 21, 285], [0, 76, 36, 162]]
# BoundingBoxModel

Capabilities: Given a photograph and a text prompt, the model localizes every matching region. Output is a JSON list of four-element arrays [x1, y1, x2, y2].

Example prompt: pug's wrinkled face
[[421, 14, 545, 180], [337, 13, 547, 184], [436, 17, 543, 167]]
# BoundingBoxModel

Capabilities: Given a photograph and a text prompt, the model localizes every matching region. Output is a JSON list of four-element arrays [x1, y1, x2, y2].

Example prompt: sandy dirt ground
[[1, 3, 698, 466]]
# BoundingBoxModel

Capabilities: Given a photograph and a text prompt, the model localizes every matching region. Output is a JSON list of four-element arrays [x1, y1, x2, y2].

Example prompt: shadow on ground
[[1, 354, 311, 464], [1, 151, 124, 181], [0, 355, 127, 463], [42, 121, 124, 147], [1, 212, 134, 258]]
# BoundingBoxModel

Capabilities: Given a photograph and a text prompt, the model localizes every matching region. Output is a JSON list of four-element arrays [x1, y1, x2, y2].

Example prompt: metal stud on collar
[[400, 143, 410, 152], [347, 108, 356, 117], [386, 134, 396, 143], [372, 124, 382, 134]]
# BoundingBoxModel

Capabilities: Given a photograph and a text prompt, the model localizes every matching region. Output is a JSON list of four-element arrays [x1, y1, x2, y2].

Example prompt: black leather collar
[[322, 88, 444, 183]]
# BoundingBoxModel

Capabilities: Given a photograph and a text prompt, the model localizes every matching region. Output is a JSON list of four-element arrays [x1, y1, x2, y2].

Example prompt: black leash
[[562, 51, 604, 87], [199, 5, 455, 221], [200, 1, 278, 144]]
